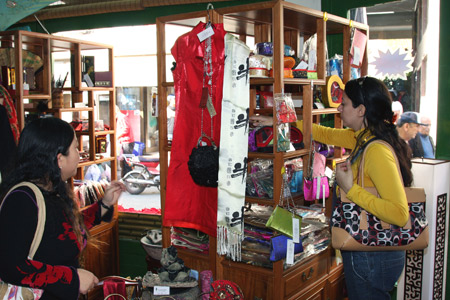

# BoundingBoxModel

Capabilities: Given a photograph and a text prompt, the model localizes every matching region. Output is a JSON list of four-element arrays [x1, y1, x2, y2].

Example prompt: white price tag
[[353, 46, 361, 66], [295, 60, 308, 70], [322, 184, 326, 207], [154, 286, 170, 295], [316, 177, 321, 200], [197, 26, 215, 42], [308, 50, 316, 71], [292, 217, 300, 244], [325, 166, 333, 179], [286, 239, 295, 265]]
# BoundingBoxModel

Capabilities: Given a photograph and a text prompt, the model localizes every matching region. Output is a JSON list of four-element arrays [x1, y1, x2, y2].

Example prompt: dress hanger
[[206, 3, 215, 28]]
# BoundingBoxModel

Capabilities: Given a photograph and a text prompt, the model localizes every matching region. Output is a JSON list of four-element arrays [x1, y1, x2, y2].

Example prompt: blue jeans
[[341, 250, 405, 300]]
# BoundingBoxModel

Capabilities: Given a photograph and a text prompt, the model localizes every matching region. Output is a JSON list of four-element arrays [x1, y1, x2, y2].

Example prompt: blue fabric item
[[341, 250, 405, 300], [133, 142, 145, 156], [290, 170, 303, 194], [270, 235, 303, 261], [419, 134, 434, 158]]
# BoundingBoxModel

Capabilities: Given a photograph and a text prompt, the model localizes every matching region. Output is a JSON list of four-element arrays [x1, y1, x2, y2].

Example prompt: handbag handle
[[1, 182, 46, 259], [279, 171, 295, 210], [196, 133, 217, 150], [305, 134, 314, 178], [104, 294, 126, 300]]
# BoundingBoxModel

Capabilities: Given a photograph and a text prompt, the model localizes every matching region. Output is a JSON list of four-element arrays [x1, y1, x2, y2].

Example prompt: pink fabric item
[[200, 270, 213, 300]]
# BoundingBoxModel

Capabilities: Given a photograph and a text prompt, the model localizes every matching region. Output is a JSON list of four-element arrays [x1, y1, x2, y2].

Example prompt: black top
[[0, 186, 112, 299]]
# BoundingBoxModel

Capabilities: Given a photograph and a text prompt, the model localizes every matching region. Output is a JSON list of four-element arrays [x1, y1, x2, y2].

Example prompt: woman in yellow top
[[251, 76, 411, 300]]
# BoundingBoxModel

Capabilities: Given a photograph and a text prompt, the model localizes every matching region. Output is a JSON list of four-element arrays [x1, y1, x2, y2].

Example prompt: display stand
[[156, 1, 368, 298], [396, 159, 450, 300]]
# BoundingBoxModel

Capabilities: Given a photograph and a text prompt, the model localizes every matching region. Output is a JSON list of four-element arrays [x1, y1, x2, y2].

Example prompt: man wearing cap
[[396, 111, 423, 142], [409, 115, 435, 158]]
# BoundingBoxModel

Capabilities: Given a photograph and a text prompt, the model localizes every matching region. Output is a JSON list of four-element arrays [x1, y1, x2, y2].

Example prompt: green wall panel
[[15, 0, 265, 33], [119, 238, 148, 278], [437, 0, 450, 160]]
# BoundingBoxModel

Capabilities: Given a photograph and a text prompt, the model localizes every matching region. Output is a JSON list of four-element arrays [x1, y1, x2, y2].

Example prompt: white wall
[[418, 0, 440, 141], [286, 0, 320, 10]]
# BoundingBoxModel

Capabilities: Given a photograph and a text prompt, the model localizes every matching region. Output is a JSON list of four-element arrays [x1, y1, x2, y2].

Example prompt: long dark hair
[[0, 117, 87, 247], [345, 76, 413, 186]]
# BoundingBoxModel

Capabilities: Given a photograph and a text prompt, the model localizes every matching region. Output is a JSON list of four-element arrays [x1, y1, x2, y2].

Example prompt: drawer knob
[[302, 267, 314, 281]]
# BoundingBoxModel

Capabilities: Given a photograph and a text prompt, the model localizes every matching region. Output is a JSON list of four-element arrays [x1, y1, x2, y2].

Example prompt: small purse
[[0, 182, 45, 300], [265, 173, 302, 239], [270, 234, 303, 261], [331, 140, 429, 251], [187, 133, 219, 187], [265, 206, 302, 239]]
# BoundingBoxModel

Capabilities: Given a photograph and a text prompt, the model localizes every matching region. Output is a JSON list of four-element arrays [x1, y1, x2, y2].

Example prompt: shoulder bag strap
[[359, 140, 403, 187], [358, 140, 409, 230], [3, 182, 46, 260]]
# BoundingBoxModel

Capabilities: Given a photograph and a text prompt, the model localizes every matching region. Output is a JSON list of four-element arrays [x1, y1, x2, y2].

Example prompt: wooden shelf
[[0, 30, 119, 299], [75, 130, 115, 136], [22, 94, 51, 100], [78, 156, 115, 167]]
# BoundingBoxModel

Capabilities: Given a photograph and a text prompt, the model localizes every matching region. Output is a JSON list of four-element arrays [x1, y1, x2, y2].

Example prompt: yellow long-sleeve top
[[297, 121, 409, 227]]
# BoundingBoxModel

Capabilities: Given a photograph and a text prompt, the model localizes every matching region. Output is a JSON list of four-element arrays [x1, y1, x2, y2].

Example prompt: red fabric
[[210, 280, 244, 299], [103, 278, 127, 300], [0, 85, 19, 143], [82, 202, 100, 230], [117, 204, 161, 215], [163, 22, 226, 237], [116, 111, 134, 145]]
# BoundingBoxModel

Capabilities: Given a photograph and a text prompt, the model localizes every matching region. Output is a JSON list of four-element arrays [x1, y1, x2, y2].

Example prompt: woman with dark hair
[[250, 76, 411, 299], [0, 117, 126, 299]]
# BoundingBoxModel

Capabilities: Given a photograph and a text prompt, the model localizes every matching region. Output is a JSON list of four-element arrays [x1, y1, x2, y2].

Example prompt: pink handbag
[[303, 176, 329, 201], [304, 148, 329, 201]]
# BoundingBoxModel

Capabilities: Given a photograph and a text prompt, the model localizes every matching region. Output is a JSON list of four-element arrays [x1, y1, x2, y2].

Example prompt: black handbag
[[188, 133, 219, 187]]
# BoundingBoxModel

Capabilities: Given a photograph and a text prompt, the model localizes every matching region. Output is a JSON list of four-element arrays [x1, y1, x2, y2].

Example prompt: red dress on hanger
[[164, 22, 226, 237]]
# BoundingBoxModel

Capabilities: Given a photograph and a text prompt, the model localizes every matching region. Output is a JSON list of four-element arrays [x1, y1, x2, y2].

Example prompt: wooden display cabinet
[[156, 1, 367, 299], [0, 31, 119, 298]]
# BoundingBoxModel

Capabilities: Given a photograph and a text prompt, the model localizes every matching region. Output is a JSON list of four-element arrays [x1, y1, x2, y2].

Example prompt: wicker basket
[[140, 236, 162, 261]]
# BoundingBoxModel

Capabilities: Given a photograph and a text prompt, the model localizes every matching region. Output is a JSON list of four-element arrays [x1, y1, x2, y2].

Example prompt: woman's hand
[[102, 180, 126, 207], [249, 115, 273, 127], [335, 160, 354, 193], [77, 268, 99, 295]]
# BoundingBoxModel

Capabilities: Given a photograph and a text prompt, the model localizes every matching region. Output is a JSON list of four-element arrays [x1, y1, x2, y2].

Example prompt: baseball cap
[[397, 112, 425, 127]]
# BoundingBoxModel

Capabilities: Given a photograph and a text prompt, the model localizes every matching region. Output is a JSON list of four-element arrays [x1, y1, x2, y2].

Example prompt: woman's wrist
[[99, 200, 113, 210]]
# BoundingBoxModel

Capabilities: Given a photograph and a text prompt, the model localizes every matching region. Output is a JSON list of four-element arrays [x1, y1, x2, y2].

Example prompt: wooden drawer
[[284, 253, 328, 298], [220, 259, 274, 300]]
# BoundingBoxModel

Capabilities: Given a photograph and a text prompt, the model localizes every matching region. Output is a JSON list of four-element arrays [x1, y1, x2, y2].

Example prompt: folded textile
[[171, 234, 209, 250]]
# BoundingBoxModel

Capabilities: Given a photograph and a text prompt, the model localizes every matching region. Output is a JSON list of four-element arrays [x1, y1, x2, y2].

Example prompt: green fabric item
[[266, 206, 302, 239]]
